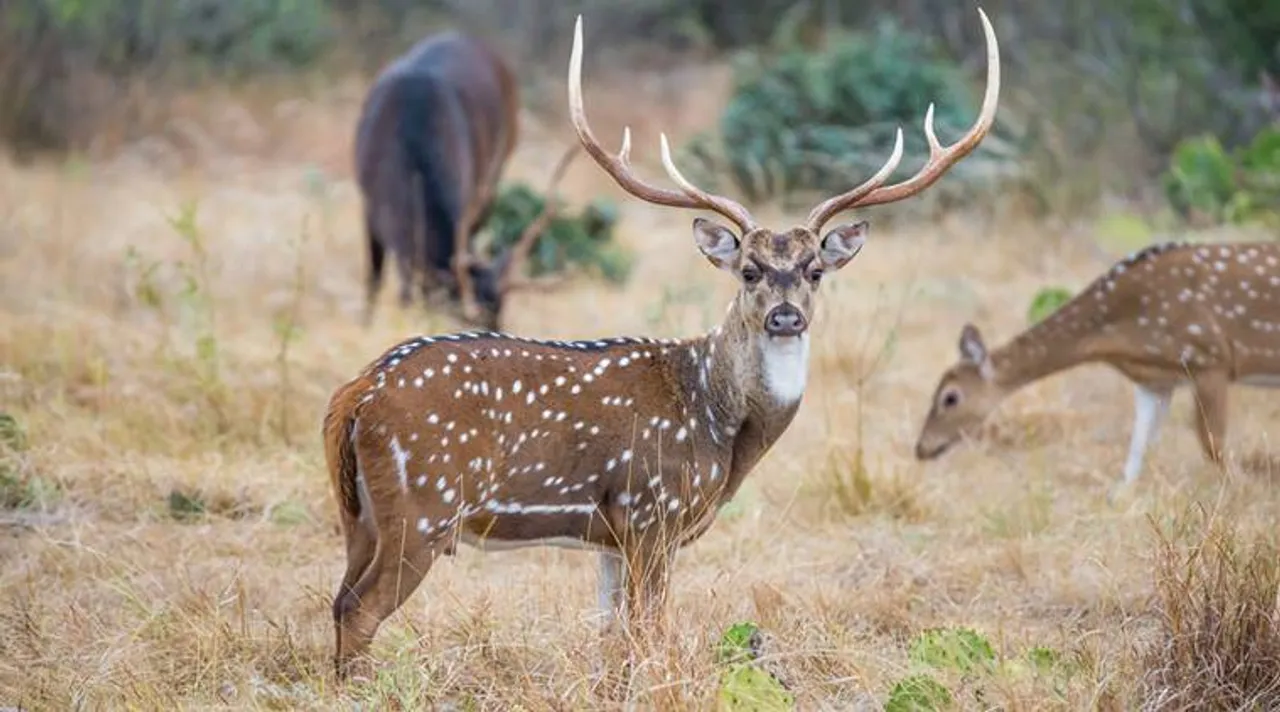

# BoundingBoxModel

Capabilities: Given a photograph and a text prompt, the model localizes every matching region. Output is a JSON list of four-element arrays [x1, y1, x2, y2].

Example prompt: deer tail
[[323, 378, 368, 522]]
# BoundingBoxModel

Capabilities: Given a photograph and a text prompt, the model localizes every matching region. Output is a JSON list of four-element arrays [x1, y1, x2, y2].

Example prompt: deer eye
[[741, 266, 762, 285], [807, 267, 824, 285], [940, 388, 961, 409]]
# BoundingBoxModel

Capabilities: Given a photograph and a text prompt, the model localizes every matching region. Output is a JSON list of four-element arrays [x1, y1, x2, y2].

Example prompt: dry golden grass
[[2, 65, 1280, 711]]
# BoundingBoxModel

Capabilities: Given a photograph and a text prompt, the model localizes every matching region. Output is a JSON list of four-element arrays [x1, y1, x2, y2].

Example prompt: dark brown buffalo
[[354, 31, 521, 329]]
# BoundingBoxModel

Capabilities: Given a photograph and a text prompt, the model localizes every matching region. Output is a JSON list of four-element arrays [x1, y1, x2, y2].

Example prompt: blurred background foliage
[[2, 0, 1278, 228], [483, 184, 633, 285]]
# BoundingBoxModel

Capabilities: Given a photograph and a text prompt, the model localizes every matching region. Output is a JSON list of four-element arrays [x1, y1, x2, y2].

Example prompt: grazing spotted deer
[[915, 241, 1280, 493], [325, 11, 1000, 678]]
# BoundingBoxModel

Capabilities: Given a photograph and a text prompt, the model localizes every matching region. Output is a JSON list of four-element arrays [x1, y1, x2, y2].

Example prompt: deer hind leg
[[335, 507, 378, 608], [1192, 370, 1230, 468], [1121, 384, 1173, 485], [333, 521, 443, 681]]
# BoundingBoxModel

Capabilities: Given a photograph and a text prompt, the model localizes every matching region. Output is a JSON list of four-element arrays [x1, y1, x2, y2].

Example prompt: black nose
[[765, 304, 808, 337]]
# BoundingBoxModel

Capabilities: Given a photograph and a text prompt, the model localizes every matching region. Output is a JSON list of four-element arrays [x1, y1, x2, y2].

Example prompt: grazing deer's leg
[[1191, 370, 1230, 467], [363, 222, 386, 326], [334, 524, 444, 679], [1121, 384, 1173, 485], [395, 253, 416, 310]]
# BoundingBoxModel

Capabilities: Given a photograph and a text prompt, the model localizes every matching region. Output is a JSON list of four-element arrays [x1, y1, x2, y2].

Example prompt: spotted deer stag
[[357, 30, 562, 331], [915, 241, 1280, 494], [325, 11, 1000, 678]]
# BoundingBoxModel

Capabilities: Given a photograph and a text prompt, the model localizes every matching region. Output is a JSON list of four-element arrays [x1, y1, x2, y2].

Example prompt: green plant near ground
[[908, 628, 997, 675], [679, 17, 1022, 209], [715, 622, 795, 711], [1162, 126, 1280, 227], [887, 627, 1080, 709], [483, 183, 632, 285], [0, 412, 60, 511], [885, 674, 953, 712], [1026, 286, 1074, 326], [122, 200, 233, 437]]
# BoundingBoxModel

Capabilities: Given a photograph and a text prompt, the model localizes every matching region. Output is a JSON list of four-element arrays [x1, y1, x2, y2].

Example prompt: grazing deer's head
[[457, 146, 581, 332], [915, 323, 1005, 460]]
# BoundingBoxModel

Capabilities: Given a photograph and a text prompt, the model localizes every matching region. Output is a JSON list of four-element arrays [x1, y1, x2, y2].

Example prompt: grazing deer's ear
[[693, 217, 741, 270], [819, 221, 868, 271], [959, 323, 994, 378]]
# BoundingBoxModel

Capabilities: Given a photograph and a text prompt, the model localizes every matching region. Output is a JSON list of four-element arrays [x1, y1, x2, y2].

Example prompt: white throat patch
[[760, 333, 810, 404]]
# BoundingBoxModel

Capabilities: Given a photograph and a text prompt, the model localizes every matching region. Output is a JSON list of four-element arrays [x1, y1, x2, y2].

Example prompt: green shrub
[[483, 183, 632, 285], [1162, 126, 1280, 227], [680, 18, 1021, 209], [1027, 287, 1074, 326]]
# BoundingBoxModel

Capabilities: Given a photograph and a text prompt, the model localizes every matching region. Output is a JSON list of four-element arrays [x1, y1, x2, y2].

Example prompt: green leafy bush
[[483, 183, 632, 285], [680, 18, 1021, 209], [1027, 287, 1074, 326], [1162, 126, 1280, 226]]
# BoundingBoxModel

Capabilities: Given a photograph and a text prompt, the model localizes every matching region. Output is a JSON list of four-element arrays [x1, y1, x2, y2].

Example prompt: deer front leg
[[597, 550, 626, 629], [1120, 384, 1173, 485], [621, 541, 677, 659], [1191, 370, 1229, 468]]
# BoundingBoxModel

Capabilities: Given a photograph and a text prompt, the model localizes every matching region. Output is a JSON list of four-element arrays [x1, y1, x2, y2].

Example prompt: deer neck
[[668, 300, 810, 452], [989, 313, 1099, 393]]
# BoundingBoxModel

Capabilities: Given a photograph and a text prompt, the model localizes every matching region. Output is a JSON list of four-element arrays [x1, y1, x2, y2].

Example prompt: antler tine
[[659, 134, 758, 232], [803, 127, 905, 233], [499, 144, 581, 295], [805, 7, 1002, 233], [569, 15, 757, 234]]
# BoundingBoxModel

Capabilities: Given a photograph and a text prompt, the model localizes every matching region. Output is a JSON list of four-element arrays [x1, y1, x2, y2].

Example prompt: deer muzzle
[[764, 303, 808, 338]]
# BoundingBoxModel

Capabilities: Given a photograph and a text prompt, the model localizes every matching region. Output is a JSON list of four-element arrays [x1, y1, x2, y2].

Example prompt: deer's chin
[[915, 438, 955, 461]]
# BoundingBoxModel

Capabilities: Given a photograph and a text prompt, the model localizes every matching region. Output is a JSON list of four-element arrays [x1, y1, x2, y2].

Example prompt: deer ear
[[693, 217, 741, 270], [958, 323, 993, 378], [819, 221, 868, 271]]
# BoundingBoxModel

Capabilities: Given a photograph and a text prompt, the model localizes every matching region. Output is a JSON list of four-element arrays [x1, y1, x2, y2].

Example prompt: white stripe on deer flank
[[389, 435, 410, 492]]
